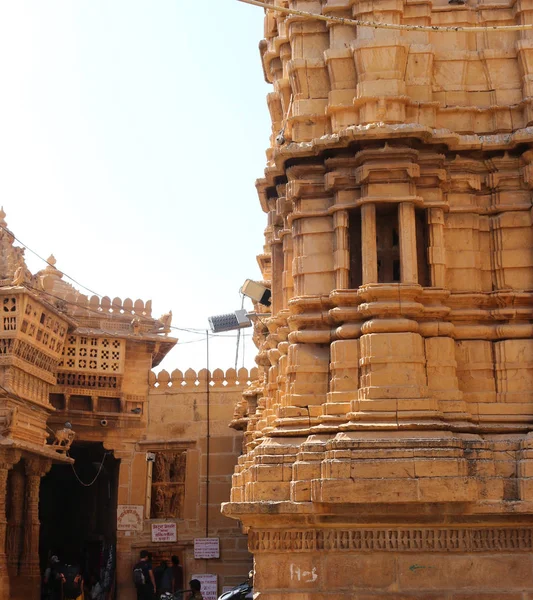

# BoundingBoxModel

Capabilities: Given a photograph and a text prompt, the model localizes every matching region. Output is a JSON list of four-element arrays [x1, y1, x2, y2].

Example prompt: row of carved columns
[[0, 451, 51, 600]]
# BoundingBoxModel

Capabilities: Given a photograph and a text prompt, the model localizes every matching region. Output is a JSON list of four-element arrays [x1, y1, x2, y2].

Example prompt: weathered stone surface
[[225, 1, 533, 597]]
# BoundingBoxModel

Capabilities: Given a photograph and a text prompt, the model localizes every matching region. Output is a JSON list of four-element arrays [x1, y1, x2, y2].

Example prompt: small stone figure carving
[[131, 316, 142, 335], [154, 486, 166, 517], [11, 266, 25, 286], [1, 406, 17, 435], [51, 422, 75, 453], [156, 311, 173, 335]]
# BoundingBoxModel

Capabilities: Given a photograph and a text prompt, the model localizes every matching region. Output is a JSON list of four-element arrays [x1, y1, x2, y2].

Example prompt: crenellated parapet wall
[[149, 367, 259, 389], [60, 294, 153, 318]]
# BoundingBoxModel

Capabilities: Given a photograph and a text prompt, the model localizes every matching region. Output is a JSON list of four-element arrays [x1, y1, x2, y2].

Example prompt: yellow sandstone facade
[[0, 211, 252, 600], [224, 1, 533, 598]]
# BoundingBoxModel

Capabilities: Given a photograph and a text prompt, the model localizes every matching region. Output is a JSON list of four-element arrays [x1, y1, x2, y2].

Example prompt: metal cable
[[238, 0, 533, 32]]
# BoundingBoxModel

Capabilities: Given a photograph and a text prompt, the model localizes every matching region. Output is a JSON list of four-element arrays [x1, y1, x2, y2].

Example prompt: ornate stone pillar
[[361, 203, 377, 284], [0, 461, 10, 600], [281, 230, 294, 305], [428, 207, 446, 288], [399, 202, 418, 284], [333, 210, 349, 289], [6, 467, 25, 577], [0, 451, 19, 600], [21, 458, 51, 600]]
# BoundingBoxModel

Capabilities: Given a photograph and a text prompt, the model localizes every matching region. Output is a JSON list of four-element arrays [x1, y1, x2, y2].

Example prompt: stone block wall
[[65, 366, 255, 600], [224, 0, 533, 597], [260, 0, 533, 148]]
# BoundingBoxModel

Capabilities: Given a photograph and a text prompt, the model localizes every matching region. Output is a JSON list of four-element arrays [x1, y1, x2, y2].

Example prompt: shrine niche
[[150, 451, 186, 519]]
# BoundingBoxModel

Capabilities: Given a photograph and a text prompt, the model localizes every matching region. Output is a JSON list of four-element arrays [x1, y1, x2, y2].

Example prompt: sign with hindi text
[[117, 505, 144, 532], [151, 522, 177, 543], [194, 537, 220, 559], [191, 574, 217, 600]]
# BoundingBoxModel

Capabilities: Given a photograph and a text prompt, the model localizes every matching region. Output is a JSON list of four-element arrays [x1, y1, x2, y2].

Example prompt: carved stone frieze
[[249, 528, 533, 553]]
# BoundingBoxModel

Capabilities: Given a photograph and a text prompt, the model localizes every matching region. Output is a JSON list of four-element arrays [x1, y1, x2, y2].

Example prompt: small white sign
[[191, 574, 217, 600], [117, 505, 143, 532], [194, 537, 220, 559], [151, 522, 177, 543]]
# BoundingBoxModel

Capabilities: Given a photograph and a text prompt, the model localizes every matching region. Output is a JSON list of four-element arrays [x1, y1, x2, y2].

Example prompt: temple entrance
[[39, 442, 119, 596]]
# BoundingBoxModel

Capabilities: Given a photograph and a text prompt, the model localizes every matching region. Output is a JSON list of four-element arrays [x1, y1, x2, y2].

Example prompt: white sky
[[0, 1, 272, 373]]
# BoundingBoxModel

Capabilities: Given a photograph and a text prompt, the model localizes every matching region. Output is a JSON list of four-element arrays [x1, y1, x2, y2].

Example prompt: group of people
[[43, 555, 105, 600], [43, 550, 204, 600], [134, 550, 203, 600]]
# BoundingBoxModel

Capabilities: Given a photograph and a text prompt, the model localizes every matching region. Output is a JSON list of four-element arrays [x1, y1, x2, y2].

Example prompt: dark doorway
[[39, 442, 119, 596], [348, 208, 362, 289], [376, 204, 401, 284]]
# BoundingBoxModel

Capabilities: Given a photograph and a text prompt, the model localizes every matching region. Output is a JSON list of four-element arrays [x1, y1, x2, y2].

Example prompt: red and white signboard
[[191, 574, 217, 600], [194, 537, 220, 559], [117, 505, 143, 532], [151, 522, 177, 543]]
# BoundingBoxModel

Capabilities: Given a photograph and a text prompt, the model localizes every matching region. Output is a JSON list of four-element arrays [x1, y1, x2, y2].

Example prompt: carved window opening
[[348, 208, 362, 289], [416, 208, 430, 287], [150, 451, 187, 519], [2, 297, 17, 331], [3, 317, 16, 331], [98, 397, 121, 413], [70, 395, 92, 411], [59, 336, 124, 374], [377, 205, 400, 283], [3, 297, 16, 312], [12, 339, 56, 371], [0, 339, 13, 354], [19, 302, 64, 355], [50, 393, 66, 410]]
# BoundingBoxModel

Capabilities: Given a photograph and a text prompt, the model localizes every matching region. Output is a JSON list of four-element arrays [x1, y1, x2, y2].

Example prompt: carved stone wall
[[110, 368, 254, 600], [224, 1, 533, 598], [0, 210, 181, 600]]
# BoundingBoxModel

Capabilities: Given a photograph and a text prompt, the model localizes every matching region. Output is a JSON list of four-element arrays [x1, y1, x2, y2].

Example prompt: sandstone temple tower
[[225, 0, 533, 597]]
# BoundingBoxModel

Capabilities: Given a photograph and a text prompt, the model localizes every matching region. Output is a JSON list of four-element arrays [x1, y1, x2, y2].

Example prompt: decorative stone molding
[[249, 527, 533, 553]]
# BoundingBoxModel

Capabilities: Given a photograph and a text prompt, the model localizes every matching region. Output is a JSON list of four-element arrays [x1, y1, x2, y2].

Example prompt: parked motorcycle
[[218, 572, 253, 600]]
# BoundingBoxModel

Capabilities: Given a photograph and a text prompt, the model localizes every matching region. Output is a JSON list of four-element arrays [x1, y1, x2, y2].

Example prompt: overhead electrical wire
[[238, 0, 533, 32], [0, 223, 250, 338], [0, 223, 103, 299], [22, 283, 250, 342]]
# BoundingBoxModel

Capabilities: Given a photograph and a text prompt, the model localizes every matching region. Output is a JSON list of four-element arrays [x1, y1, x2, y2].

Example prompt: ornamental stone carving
[[225, 1, 533, 598]]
